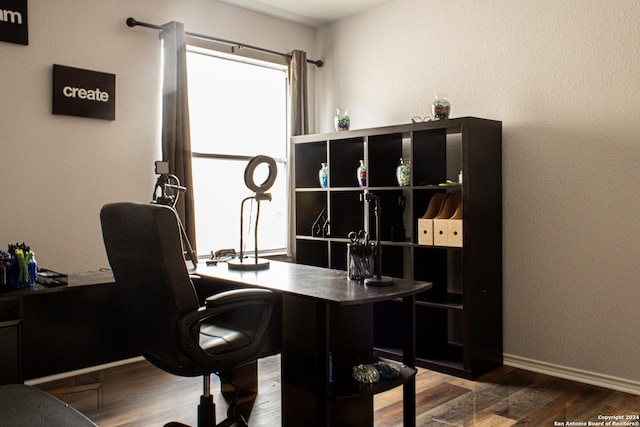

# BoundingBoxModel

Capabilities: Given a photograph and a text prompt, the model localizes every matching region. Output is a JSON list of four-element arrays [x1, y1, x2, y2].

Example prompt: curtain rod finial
[[126, 17, 138, 27]]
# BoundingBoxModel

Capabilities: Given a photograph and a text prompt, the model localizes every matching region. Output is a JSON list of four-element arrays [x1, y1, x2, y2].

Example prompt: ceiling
[[219, 0, 396, 27]]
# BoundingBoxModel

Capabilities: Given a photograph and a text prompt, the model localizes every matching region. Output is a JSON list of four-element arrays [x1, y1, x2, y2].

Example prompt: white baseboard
[[504, 354, 640, 396], [24, 356, 145, 386]]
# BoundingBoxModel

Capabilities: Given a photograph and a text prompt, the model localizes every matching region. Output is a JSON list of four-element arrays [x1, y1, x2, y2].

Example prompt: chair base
[[163, 383, 247, 427]]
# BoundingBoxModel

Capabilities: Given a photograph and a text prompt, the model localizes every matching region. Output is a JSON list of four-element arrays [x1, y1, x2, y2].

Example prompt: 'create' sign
[[52, 64, 116, 121]]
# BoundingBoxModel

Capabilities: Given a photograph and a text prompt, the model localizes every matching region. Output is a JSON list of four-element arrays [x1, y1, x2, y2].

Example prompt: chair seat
[[200, 323, 251, 354]]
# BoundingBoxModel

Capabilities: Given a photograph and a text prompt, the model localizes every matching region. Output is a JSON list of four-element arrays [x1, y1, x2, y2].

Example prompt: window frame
[[186, 41, 291, 258]]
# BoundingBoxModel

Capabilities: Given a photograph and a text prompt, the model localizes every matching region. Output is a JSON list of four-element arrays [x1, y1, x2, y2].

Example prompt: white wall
[[0, 0, 316, 272], [315, 0, 640, 386]]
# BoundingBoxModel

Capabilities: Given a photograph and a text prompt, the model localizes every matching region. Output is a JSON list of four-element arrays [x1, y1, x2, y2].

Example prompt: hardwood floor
[[35, 356, 639, 426]]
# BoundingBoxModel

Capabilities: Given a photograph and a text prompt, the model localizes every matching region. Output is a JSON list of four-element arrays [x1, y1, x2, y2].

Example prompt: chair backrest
[[100, 202, 199, 368]]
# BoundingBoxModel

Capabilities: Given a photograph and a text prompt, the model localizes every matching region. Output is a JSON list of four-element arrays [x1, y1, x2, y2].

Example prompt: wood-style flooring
[[35, 356, 640, 426]]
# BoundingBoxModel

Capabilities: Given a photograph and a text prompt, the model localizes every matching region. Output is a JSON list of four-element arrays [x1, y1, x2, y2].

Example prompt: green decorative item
[[396, 158, 411, 186], [352, 364, 380, 383]]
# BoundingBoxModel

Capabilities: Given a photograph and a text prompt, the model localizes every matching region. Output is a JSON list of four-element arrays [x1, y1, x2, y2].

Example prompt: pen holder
[[347, 242, 374, 281]]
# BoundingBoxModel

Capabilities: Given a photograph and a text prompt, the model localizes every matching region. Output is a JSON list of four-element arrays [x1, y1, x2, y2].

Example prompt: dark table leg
[[402, 295, 416, 427], [316, 301, 330, 427]]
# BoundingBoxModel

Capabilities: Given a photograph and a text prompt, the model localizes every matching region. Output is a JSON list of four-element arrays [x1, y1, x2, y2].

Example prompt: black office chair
[[100, 202, 278, 427]]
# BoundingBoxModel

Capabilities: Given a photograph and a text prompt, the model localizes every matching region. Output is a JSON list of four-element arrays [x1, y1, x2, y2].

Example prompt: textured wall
[[315, 0, 640, 384], [0, 0, 315, 272]]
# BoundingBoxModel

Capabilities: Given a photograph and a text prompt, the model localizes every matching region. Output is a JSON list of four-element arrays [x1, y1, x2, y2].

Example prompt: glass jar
[[318, 162, 328, 188], [356, 160, 366, 187], [432, 94, 451, 120], [335, 108, 350, 132], [347, 242, 373, 281], [396, 158, 411, 186]]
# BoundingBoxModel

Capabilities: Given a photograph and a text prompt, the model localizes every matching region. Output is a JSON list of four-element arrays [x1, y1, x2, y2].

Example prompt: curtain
[[288, 50, 309, 136], [287, 50, 309, 257], [160, 21, 197, 255]]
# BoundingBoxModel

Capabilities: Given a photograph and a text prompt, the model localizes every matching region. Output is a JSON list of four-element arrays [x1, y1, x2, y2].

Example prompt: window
[[187, 48, 289, 257]]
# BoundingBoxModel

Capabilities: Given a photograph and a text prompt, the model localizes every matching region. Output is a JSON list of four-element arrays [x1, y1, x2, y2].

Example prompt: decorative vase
[[335, 109, 350, 132], [356, 160, 366, 187], [432, 94, 451, 120], [318, 163, 328, 188], [396, 158, 411, 186]]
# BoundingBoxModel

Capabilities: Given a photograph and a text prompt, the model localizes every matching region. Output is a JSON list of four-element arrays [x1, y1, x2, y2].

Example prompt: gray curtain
[[288, 50, 309, 136], [160, 21, 197, 254], [287, 50, 309, 257]]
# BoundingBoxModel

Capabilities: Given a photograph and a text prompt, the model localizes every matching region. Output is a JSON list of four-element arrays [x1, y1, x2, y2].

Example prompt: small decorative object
[[357, 160, 366, 187], [373, 362, 401, 380], [318, 162, 328, 188], [334, 108, 350, 131], [311, 208, 329, 237], [396, 158, 411, 186], [352, 364, 380, 384], [432, 94, 451, 120], [352, 362, 401, 383]]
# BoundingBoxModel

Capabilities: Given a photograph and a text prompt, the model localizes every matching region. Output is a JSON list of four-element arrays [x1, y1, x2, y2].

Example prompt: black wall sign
[[52, 65, 116, 121], [0, 0, 28, 45]]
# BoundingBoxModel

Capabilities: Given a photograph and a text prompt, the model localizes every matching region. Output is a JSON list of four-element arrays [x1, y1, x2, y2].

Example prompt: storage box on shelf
[[292, 117, 502, 379]]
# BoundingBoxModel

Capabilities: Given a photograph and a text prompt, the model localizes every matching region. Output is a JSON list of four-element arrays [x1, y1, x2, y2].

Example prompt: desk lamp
[[361, 192, 394, 286], [151, 161, 198, 265], [228, 155, 277, 271]]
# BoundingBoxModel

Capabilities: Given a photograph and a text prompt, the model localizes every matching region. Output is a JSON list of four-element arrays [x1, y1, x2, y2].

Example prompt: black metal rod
[[126, 17, 323, 67]]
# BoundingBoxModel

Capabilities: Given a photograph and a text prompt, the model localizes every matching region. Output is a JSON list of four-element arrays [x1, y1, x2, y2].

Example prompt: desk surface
[[194, 260, 431, 305], [0, 269, 115, 298]]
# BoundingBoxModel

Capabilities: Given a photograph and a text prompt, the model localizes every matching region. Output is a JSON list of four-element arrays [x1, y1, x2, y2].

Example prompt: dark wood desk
[[0, 270, 136, 383], [194, 260, 432, 427]]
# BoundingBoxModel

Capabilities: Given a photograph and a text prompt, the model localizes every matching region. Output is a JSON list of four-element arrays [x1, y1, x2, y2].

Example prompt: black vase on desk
[[391, 195, 406, 242]]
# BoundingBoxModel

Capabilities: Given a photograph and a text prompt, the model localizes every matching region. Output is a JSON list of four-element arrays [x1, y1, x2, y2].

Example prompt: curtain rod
[[126, 17, 323, 67]]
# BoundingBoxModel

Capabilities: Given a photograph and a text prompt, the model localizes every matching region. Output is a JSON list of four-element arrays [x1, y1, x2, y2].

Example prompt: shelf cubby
[[329, 191, 364, 238], [367, 133, 403, 187], [329, 138, 365, 188], [294, 141, 326, 188], [295, 239, 329, 268], [295, 191, 327, 237]]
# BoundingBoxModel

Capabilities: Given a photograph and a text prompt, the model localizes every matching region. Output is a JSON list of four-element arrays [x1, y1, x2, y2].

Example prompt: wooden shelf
[[330, 363, 417, 401], [285, 358, 416, 401], [292, 117, 503, 379]]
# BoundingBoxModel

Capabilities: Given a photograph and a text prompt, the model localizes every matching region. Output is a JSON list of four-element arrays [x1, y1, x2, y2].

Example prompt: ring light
[[228, 155, 277, 271], [244, 155, 277, 193]]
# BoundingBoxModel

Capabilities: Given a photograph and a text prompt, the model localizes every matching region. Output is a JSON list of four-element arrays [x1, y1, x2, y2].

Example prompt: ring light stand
[[151, 164, 198, 265], [228, 156, 277, 271]]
